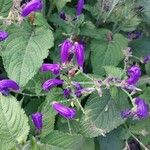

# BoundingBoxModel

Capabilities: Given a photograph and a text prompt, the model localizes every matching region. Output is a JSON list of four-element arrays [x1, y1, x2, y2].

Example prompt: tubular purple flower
[[74, 42, 85, 69], [21, 0, 42, 17], [143, 54, 150, 64], [76, 0, 84, 16], [60, 39, 73, 64], [133, 98, 149, 119], [0, 79, 20, 96], [42, 79, 64, 91], [31, 112, 43, 130], [40, 63, 61, 75], [0, 30, 8, 41], [126, 66, 141, 85], [52, 101, 76, 119]]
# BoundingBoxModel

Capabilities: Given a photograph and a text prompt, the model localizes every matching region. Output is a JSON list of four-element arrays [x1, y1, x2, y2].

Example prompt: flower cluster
[[60, 39, 85, 69]]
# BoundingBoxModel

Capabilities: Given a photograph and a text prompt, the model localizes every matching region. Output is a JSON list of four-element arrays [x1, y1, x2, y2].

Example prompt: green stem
[[67, 119, 72, 134]]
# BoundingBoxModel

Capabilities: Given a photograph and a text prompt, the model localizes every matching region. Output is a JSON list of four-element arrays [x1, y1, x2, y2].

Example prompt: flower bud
[[63, 88, 71, 99], [31, 112, 43, 130], [40, 63, 61, 75], [133, 98, 149, 119], [126, 66, 141, 85], [0, 79, 20, 96], [60, 11, 66, 20], [0, 30, 8, 41], [21, 0, 42, 17], [143, 54, 150, 64], [76, 0, 84, 16], [60, 39, 73, 64], [74, 42, 85, 69], [128, 30, 142, 40], [42, 79, 64, 91], [52, 101, 76, 119]]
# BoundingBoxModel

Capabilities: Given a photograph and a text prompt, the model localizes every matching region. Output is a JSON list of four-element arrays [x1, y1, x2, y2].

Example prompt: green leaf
[[104, 66, 125, 79], [96, 127, 125, 150], [80, 90, 127, 137], [2, 22, 54, 87], [53, 0, 71, 11], [137, 0, 150, 23], [40, 88, 64, 137], [0, 0, 13, 17], [130, 37, 150, 58], [91, 31, 128, 75], [0, 94, 29, 150], [41, 131, 85, 150]]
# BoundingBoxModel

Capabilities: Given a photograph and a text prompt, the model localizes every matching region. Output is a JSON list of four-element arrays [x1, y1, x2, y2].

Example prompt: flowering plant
[[0, 0, 150, 149]]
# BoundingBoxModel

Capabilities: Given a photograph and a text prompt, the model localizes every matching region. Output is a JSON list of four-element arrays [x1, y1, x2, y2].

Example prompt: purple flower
[[52, 101, 76, 119], [21, 0, 42, 17], [0, 79, 20, 96], [143, 54, 150, 64], [128, 31, 142, 40], [126, 66, 141, 85], [42, 79, 64, 91], [60, 39, 73, 64], [76, 0, 84, 16], [40, 63, 61, 75], [121, 108, 131, 118], [63, 88, 71, 99], [133, 98, 149, 119], [0, 30, 8, 41], [121, 98, 149, 120], [74, 42, 85, 69], [60, 11, 66, 20], [31, 112, 43, 130]]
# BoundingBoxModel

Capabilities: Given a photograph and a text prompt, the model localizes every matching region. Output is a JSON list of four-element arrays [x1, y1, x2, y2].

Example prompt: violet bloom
[[42, 79, 64, 91], [52, 101, 76, 119], [76, 0, 84, 16], [21, 0, 42, 17], [63, 88, 71, 99], [143, 54, 150, 64], [0, 79, 20, 96], [133, 98, 149, 119], [31, 112, 43, 130], [0, 30, 8, 41], [128, 31, 142, 40], [126, 66, 141, 85], [60, 39, 73, 64], [60, 11, 66, 20], [74, 42, 85, 69], [40, 63, 61, 75]]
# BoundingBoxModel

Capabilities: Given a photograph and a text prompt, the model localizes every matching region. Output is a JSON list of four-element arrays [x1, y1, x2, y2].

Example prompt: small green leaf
[[0, 94, 29, 150], [53, 0, 71, 11], [104, 66, 125, 79]]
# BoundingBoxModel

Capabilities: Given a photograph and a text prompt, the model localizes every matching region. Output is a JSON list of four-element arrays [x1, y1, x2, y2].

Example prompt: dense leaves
[[0, 0, 150, 149]]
